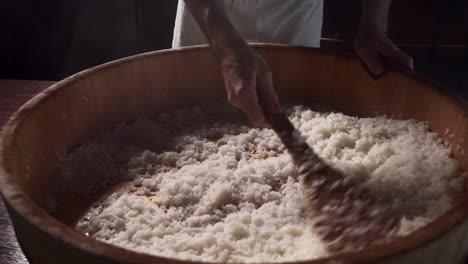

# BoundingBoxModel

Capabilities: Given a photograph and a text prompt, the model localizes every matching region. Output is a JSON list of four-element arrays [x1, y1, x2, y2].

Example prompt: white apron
[[172, 0, 324, 48]]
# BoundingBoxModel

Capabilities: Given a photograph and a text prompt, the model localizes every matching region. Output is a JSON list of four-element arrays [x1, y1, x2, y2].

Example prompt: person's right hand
[[182, 1, 282, 127], [217, 41, 283, 127]]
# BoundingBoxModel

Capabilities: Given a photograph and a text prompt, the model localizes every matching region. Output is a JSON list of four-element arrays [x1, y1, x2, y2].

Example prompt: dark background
[[1, 0, 467, 95]]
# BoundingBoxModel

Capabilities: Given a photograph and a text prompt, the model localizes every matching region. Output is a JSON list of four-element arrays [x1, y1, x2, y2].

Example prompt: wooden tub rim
[[0, 44, 467, 264]]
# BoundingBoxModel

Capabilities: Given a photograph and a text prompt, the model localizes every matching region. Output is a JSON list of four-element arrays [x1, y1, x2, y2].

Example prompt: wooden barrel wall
[[1, 46, 468, 264]]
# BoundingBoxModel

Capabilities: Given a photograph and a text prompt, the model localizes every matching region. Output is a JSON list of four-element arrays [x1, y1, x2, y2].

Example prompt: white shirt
[[172, 0, 324, 48]]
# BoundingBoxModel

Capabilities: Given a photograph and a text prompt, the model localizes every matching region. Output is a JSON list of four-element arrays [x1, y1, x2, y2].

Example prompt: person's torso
[[173, 0, 324, 48]]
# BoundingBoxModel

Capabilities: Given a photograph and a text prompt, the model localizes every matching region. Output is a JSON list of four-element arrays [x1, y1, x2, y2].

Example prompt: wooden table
[[0, 79, 467, 264]]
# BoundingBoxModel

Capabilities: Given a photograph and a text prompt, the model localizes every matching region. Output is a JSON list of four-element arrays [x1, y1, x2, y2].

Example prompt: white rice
[[51, 103, 463, 263]]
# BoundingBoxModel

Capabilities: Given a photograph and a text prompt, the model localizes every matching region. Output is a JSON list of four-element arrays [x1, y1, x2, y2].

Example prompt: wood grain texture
[[0, 79, 55, 264], [1, 47, 468, 264]]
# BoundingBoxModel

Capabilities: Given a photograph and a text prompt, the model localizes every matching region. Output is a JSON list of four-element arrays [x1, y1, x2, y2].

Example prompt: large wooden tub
[[1, 45, 468, 264]]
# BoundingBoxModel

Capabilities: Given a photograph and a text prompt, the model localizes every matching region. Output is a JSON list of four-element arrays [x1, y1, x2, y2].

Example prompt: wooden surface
[[0, 79, 55, 264], [0, 66, 468, 263], [1, 46, 468, 264]]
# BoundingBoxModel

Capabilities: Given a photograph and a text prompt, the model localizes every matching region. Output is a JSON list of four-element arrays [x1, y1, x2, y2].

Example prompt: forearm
[[360, 0, 392, 32], [183, 0, 246, 60]]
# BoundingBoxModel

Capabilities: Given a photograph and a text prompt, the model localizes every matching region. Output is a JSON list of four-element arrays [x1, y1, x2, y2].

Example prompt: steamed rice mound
[[51, 103, 463, 263]]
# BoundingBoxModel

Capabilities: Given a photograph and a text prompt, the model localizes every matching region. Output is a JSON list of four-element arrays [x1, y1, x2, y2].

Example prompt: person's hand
[[354, 27, 414, 77], [182, 0, 282, 126], [218, 41, 283, 127]]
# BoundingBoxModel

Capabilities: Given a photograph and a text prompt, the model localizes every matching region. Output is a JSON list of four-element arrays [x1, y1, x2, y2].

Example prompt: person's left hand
[[354, 28, 414, 77]]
